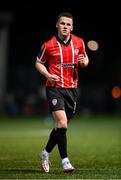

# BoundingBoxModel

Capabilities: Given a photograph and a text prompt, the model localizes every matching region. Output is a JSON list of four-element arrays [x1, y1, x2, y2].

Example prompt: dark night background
[[0, 1, 120, 116]]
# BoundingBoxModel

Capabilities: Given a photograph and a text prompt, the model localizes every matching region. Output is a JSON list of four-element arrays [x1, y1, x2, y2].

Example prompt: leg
[[44, 109, 68, 154], [41, 110, 66, 173], [41, 127, 57, 173], [53, 110, 74, 173], [45, 128, 57, 153], [41, 87, 76, 173], [53, 110, 68, 159]]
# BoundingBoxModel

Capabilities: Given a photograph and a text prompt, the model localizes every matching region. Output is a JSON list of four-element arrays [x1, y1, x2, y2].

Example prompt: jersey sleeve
[[36, 43, 48, 64], [79, 38, 87, 57]]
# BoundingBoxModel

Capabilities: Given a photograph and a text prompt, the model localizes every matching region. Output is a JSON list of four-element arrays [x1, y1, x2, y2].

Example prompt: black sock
[[56, 128, 67, 159], [45, 128, 57, 153]]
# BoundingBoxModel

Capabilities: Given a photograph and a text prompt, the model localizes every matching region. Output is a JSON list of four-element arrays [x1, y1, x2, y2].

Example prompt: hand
[[78, 54, 89, 67], [47, 74, 60, 83]]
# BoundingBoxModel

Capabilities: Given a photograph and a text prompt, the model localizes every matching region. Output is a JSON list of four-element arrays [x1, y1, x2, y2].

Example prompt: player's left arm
[[78, 53, 89, 67], [78, 39, 89, 67]]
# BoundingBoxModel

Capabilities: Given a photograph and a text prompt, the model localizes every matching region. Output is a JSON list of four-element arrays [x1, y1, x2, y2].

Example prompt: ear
[[71, 25, 73, 31], [56, 22, 58, 28]]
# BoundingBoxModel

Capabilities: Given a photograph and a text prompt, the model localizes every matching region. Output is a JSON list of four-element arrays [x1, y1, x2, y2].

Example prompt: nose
[[64, 25, 68, 29]]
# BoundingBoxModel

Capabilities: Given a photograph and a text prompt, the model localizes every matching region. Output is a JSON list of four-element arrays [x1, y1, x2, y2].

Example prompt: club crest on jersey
[[74, 48, 79, 55], [52, 99, 57, 106]]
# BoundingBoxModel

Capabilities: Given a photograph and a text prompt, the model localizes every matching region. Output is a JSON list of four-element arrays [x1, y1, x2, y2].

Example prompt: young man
[[35, 12, 89, 173]]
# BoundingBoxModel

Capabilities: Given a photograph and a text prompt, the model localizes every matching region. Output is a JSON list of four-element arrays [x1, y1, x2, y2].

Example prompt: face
[[56, 16, 73, 38]]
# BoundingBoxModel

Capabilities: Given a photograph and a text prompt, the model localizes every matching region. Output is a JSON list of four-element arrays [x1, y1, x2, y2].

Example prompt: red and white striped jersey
[[36, 34, 87, 88]]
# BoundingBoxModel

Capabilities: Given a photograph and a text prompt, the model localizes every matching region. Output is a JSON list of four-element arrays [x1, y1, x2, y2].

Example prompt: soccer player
[[35, 12, 89, 173]]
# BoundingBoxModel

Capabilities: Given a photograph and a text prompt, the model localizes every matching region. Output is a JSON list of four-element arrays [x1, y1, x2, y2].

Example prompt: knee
[[56, 119, 67, 128]]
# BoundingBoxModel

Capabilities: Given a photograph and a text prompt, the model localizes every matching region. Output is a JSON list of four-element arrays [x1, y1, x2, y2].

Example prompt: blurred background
[[0, 1, 120, 117]]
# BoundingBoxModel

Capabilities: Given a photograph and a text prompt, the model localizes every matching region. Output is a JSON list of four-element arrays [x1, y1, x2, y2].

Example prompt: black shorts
[[46, 87, 79, 120]]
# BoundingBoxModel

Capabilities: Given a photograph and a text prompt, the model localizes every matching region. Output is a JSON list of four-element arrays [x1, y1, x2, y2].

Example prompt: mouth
[[62, 30, 67, 33]]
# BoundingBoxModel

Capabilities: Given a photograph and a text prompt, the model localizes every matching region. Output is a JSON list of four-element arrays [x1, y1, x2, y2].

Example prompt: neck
[[58, 34, 71, 43]]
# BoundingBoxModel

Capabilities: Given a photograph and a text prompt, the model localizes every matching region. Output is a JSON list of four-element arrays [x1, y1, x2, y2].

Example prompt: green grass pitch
[[0, 115, 121, 179]]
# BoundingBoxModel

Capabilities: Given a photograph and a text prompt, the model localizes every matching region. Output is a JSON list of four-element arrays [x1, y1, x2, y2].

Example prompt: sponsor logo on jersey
[[62, 63, 75, 68], [53, 53, 60, 56], [56, 63, 75, 69]]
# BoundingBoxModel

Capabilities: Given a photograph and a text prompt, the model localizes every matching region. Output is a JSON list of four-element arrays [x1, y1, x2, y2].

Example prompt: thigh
[[46, 87, 65, 113], [62, 88, 79, 120]]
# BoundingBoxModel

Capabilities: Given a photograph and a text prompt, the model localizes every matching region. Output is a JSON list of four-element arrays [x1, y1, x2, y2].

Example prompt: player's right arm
[[35, 44, 59, 82]]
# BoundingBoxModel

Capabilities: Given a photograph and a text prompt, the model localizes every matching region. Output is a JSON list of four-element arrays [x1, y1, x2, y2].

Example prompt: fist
[[78, 54, 89, 67]]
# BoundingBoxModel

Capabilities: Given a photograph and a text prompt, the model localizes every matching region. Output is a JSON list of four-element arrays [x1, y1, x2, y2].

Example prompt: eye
[[60, 22, 71, 26], [60, 22, 65, 25], [67, 23, 71, 26]]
